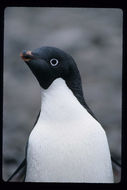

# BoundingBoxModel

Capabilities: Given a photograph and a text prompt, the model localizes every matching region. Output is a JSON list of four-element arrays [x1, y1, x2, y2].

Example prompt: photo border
[[0, 0, 127, 188]]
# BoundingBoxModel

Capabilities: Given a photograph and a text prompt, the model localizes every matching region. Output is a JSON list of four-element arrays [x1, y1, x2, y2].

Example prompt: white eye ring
[[50, 58, 59, 66]]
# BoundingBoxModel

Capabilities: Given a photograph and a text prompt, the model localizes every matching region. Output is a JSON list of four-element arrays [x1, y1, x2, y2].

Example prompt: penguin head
[[20, 46, 79, 89], [20, 46, 96, 118]]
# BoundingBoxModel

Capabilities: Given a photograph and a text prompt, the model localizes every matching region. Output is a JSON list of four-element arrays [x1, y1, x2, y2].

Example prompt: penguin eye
[[50, 58, 59, 66]]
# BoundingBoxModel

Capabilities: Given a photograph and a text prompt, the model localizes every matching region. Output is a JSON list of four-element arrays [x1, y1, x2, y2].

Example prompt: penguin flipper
[[6, 110, 41, 182], [7, 158, 26, 182]]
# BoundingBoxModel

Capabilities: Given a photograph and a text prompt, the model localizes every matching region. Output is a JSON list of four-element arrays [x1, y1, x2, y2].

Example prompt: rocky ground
[[3, 8, 122, 182]]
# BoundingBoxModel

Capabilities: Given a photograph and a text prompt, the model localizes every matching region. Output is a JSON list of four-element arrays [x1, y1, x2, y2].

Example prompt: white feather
[[25, 78, 114, 183]]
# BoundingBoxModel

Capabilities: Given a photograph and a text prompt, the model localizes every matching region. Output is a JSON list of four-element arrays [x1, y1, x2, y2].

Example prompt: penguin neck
[[39, 78, 86, 123], [65, 70, 96, 119], [65, 72, 86, 107]]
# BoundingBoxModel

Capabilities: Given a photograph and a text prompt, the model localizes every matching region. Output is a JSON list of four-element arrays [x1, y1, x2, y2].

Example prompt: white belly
[[25, 121, 113, 183], [25, 79, 114, 183]]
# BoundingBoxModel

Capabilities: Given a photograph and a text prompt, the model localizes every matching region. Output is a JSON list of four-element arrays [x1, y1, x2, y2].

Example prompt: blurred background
[[3, 8, 122, 182]]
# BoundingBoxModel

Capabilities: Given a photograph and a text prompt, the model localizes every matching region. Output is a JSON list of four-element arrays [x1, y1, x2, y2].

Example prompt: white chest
[[25, 79, 113, 183]]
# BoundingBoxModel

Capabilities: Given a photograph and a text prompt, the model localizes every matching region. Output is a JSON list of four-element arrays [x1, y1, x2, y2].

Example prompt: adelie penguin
[[8, 46, 114, 183]]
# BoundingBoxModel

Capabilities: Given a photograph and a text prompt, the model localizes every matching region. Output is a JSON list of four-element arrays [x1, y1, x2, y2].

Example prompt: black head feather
[[21, 46, 97, 119]]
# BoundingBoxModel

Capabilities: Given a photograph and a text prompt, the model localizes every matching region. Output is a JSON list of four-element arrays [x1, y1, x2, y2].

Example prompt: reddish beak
[[20, 50, 33, 61]]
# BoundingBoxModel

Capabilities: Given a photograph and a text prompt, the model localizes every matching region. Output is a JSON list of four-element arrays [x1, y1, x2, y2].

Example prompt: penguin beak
[[20, 50, 34, 62]]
